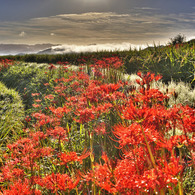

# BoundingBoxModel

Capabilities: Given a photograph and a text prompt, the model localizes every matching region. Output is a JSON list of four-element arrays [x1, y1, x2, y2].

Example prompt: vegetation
[[0, 62, 51, 110], [169, 34, 186, 45], [0, 41, 194, 194], [0, 81, 24, 147], [1, 39, 195, 85]]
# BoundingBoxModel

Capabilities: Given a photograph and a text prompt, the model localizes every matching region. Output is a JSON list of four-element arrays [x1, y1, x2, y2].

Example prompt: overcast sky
[[0, 0, 194, 46]]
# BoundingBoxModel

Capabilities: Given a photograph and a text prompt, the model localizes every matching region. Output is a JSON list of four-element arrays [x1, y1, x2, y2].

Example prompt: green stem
[[90, 132, 96, 195], [140, 125, 156, 168], [178, 176, 184, 195], [141, 125, 166, 194]]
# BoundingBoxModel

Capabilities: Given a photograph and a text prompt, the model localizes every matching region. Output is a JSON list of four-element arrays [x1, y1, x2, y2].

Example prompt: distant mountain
[[0, 44, 58, 56]]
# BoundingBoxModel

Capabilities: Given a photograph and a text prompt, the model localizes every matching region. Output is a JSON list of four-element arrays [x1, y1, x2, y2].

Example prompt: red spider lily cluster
[[0, 57, 194, 194], [0, 59, 14, 72]]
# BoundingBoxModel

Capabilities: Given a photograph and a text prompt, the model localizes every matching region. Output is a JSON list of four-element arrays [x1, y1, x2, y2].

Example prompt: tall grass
[[0, 82, 24, 147]]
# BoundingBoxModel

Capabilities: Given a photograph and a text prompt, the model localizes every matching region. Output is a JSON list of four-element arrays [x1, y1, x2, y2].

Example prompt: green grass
[[0, 82, 24, 147], [0, 62, 51, 110], [0, 61, 74, 112], [124, 43, 195, 84]]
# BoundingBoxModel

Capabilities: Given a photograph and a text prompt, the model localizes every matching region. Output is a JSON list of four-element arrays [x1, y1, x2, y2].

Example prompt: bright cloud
[[47, 42, 144, 54], [19, 31, 26, 37]]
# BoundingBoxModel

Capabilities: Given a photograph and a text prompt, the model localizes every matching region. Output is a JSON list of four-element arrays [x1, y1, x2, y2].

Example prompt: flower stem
[[140, 125, 156, 168]]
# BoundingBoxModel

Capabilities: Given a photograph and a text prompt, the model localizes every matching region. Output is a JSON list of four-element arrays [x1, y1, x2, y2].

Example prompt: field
[[0, 42, 194, 194]]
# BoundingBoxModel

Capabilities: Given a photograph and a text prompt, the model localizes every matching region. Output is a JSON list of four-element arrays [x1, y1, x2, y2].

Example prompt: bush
[[169, 34, 186, 45]]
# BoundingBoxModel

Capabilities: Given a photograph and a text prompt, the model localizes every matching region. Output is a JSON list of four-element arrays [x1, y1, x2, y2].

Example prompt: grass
[[0, 81, 24, 147], [0, 62, 56, 111]]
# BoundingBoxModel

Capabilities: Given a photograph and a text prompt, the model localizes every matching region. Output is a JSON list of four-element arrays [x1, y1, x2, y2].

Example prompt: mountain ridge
[[0, 43, 58, 56]]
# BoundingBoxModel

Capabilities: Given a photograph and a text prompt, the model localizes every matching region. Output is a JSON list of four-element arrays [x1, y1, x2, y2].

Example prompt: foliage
[[0, 82, 24, 147], [0, 62, 60, 111], [169, 34, 186, 45], [125, 43, 195, 85]]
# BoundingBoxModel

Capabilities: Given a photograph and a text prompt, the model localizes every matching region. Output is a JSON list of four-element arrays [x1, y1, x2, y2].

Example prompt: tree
[[169, 34, 186, 45]]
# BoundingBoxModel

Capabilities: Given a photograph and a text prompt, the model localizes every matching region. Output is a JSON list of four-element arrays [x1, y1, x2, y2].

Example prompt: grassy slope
[[0, 81, 24, 146]]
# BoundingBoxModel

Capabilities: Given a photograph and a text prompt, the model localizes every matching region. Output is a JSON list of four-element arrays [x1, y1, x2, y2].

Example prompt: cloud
[[47, 42, 144, 54], [19, 31, 26, 37], [0, 11, 194, 45], [135, 7, 160, 10]]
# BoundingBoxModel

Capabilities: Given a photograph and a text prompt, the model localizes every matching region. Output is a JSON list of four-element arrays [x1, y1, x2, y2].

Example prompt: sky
[[0, 0, 195, 47]]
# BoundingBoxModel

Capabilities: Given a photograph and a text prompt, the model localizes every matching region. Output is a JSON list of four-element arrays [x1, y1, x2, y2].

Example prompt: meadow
[[0, 42, 194, 194]]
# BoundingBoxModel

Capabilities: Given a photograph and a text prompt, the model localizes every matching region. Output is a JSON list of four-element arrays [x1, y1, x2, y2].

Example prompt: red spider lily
[[93, 163, 117, 193], [49, 106, 64, 118], [54, 85, 67, 94], [1, 179, 41, 195], [136, 72, 162, 90], [44, 82, 49, 86], [44, 94, 55, 100], [29, 131, 46, 141], [113, 123, 144, 147], [158, 135, 188, 152], [1, 166, 24, 182], [47, 126, 68, 140], [100, 83, 120, 94], [6, 137, 53, 169], [114, 157, 145, 193], [34, 99, 42, 103], [93, 57, 124, 70], [31, 93, 40, 97], [142, 160, 181, 191], [48, 64, 56, 70], [83, 162, 117, 194], [32, 104, 41, 108], [70, 81, 80, 89], [0, 59, 14, 72], [59, 150, 90, 165], [31, 112, 59, 127], [35, 173, 80, 193], [25, 115, 31, 123], [57, 61, 69, 66], [74, 107, 95, 124], [105, 56, 124, 69], [95, 103, 113, 117], [162, 155, 183, 177], [82, 83, 103, 103], [139, 88, 168, 104], [94, 122, 106, 135], [180, 105, 195, 133]]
